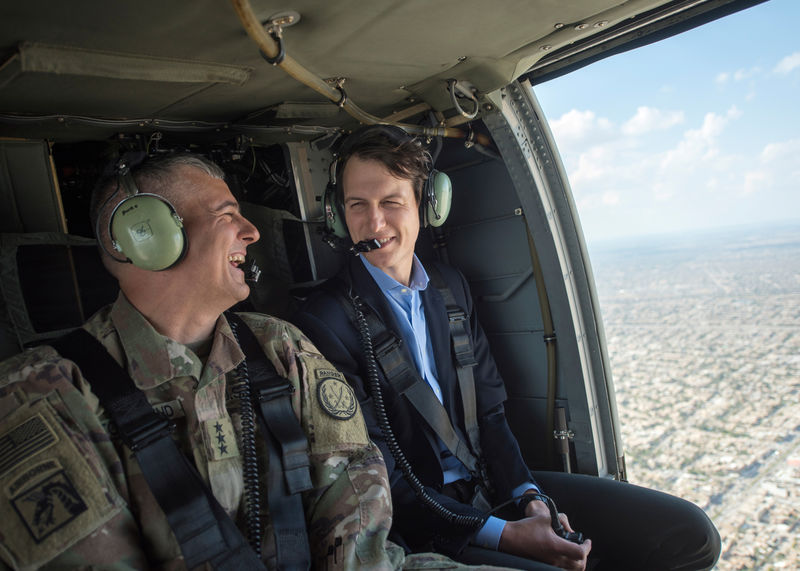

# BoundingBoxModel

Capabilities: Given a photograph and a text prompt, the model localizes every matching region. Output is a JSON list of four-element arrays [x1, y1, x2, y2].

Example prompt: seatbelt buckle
[[109, 392, 176, 451], [447, 308, 468, 323], [253, 379, 295, 402], [123, 415, 176, 452], [374, 335, 403, 360]]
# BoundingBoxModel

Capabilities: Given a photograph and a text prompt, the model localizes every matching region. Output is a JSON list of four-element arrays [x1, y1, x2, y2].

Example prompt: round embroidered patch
[[317, 378, 357, 420]]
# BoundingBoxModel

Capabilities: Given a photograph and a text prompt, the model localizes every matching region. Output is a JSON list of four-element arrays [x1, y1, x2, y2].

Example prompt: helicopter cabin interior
[[0, 0, 767, 481]]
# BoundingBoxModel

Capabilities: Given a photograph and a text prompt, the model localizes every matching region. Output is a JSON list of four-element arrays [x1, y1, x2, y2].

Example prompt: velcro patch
[[6, 459, 62, 497], [0, 414, 58, 477], [0, 398, 122, 569], [152, 399, 185, 420], [317, 378, 357, 420], [11, 469, 88, 544], [305, 362, 368, 451], [315, 368, 345, 382], [203, 417, 239, 461]]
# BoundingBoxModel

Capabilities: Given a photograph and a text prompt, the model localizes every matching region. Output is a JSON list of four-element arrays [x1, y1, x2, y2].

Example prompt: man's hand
[[498, 499, 591, 570]]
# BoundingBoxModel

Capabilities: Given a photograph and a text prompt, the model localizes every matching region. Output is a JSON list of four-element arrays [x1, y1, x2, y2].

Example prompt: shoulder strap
[[330, 285, 480, 474], [51, 329, 265, 571], [226, 313, 312, 571], [426, 265, 482, 460]]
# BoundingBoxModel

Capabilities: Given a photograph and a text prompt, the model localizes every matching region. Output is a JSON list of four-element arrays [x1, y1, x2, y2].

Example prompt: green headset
[[107, 161, 187, 271], [322, 125, 453, 240]]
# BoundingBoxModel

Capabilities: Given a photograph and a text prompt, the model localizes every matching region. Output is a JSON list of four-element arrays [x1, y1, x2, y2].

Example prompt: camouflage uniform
[[0, 295, 509, 570]]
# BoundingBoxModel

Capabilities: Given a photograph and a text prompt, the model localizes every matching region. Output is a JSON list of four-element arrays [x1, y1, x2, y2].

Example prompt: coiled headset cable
[[487, 493, 585, 544], [349, 288, 485, 529], [229, 318, 263, 556]]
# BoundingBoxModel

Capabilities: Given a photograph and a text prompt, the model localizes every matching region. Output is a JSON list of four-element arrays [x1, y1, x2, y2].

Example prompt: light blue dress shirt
[[361, 255, 538, 550]]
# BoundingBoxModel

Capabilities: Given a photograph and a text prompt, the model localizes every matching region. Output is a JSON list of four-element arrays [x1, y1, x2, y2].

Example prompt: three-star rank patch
[[202, 417, 239, 461], [315, 370, 357, 420]]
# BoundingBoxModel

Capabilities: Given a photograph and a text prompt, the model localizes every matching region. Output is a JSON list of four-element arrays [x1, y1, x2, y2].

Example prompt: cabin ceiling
[[0, 0, 766, 137]]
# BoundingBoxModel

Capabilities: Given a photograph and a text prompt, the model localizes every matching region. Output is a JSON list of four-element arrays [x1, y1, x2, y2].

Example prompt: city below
[[590, 223, 800, 570]]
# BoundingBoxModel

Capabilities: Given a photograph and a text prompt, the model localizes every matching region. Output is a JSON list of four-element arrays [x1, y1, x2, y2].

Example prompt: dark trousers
[[454, 471, 720, 571]]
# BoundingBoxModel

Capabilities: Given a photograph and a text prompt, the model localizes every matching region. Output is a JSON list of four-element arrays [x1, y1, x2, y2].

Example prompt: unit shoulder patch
[[0, 398, 123, 568], [317, 377, 357, 420], [315, 368, 345, 382], [11, 469, 88, 543]]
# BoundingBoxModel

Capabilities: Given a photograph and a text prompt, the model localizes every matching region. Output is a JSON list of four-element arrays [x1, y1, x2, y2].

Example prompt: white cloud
[[602, 191, 620, 206], [659, 111, 730, 171], [716, 67, 761, 84], [548, 109, 613, 143], [760, 139, 800, 163], [742, 170, 769, 195], [556, 103, 800, 238], [622, 106, 684, 135], [774, 52, 800, 74], [733, 67, 760, 81], [570, 145, 616, 185], [652, 182, 673, 202]]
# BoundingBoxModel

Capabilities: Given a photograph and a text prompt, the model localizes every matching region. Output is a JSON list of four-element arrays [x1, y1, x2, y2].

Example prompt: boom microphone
[[244, 258, 261, 283], [350, 239, 382, 255]]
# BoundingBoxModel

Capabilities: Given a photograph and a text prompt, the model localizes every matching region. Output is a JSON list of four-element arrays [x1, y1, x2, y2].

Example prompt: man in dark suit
[[293, 126, 720, 571]]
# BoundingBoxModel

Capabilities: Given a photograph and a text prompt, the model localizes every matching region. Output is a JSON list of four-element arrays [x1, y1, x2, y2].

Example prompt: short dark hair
[[335, 125, 431, 205]]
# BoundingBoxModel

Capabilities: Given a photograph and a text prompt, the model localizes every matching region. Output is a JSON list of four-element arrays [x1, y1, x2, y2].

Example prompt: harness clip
[[125, 416, 176, 452], [254, 379, 295, 402]]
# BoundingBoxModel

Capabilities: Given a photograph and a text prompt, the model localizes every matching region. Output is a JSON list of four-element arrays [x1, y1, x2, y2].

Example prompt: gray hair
[[90, 153, 224, 238], [89, 153, 225, 272]]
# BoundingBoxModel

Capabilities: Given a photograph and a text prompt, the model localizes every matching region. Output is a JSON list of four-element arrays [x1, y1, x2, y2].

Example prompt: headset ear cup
[[322, 184, 349, 238], [424, 170, 452, 228], [110, 194, 187, 271]]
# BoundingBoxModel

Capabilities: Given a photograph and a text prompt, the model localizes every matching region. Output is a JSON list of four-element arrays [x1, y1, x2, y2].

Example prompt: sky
[[533, 0, 800, 244]]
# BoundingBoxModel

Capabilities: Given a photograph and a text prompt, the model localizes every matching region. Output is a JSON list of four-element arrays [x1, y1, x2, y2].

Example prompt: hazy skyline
[[534, 0, 800, 243]]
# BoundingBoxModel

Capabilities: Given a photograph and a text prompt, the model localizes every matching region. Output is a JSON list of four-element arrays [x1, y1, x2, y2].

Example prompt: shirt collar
[[108, 294, 243, 390], [361, 254, 429, 293]]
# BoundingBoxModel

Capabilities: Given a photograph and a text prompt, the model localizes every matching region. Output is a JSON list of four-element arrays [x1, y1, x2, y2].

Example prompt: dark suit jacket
[[292, 257, 536, 555]]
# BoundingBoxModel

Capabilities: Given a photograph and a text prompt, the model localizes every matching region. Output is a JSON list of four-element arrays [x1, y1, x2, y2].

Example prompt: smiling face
[[342, 156, 420, 285], [167, 165, 260, 311]]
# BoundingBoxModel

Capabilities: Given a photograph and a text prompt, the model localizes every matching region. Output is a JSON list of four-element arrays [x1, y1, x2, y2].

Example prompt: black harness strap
[[332, 280, 481, 475], [52, 329, 265, 571], [371, 315, 479, 474], [226, 313, 312, 571], [426, 265, 483, 461]]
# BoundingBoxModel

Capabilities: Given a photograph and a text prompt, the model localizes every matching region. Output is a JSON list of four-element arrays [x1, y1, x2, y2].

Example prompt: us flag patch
[[0, 414, 58, 477]]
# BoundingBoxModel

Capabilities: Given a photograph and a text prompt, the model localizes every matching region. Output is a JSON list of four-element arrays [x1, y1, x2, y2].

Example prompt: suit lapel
[[344, 257, 402, 333]]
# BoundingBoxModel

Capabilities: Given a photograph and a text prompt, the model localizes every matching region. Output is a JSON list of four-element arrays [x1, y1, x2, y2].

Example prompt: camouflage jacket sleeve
[[239, 313, 406, 570], [0, 346, 148, 570]]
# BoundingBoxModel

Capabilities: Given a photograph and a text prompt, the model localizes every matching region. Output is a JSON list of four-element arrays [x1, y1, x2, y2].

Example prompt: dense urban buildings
[[591, 224, 800, 570]]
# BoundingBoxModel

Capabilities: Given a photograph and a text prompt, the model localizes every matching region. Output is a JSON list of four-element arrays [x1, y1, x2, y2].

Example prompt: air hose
[[229, 0, 492, 145]]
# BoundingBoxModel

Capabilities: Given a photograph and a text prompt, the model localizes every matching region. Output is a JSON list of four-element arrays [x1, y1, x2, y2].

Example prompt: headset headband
[[322, 125, 452, 242]]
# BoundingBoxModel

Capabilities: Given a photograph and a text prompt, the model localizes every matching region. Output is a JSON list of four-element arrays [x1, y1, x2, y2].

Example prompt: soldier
[[0, 154, 505, 570]]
